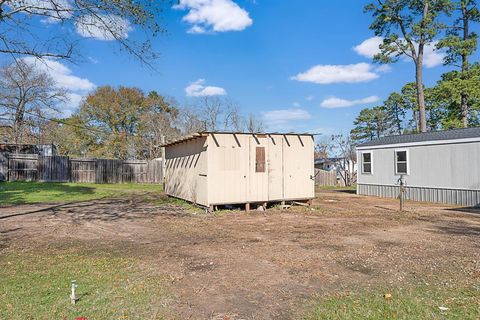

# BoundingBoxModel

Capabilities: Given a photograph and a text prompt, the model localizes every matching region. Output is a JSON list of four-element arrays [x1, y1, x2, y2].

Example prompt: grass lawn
[[0, 182, 164, 205], [317, 184, 357, 191], [0, 249, 172, 320], [302, 285, 479, 320]]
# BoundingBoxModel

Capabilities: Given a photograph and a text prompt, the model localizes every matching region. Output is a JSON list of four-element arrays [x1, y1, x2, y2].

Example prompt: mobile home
[[164, 132, 315, 209], [356, 127, 480, 207]]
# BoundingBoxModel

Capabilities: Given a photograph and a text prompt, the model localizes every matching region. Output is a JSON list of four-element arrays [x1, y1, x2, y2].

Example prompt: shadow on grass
[[0, 227, 22, 250], [0, 182, 95, 205], [432, 220, 480, 237], [334, 189, 357, 194], [444, 206, 480, 215], [55, 197, 191, 223], [0, 182, 192, 223], [0, 196, 190, 223]]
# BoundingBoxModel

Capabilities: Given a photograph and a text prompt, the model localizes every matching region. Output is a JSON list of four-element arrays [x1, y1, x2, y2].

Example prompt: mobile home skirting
[[357, 184, 480, 207]]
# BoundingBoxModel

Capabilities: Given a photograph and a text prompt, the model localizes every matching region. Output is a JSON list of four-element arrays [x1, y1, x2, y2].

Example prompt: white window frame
[[361, 152, 373, 175], [394, 149, 409, 175]]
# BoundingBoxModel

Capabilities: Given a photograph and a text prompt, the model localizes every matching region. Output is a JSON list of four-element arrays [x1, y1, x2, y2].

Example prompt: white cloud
[[292, 101, 301, 107], [353, 36, 383, 58], [320, 95, 380, 109], [9, 2, 131, 40], [23, 57, 96, 116], [8, 0, 73, 23], [88, 56, 99, 64], [75, 14, 132, 40], [23, 57, 95, 92], [262, 108, 311, 130], [375, 65, 392, 73], [187, 25, 207, 34], [291, 63, 380, 84], [423, 43, 445, 68], [305, 95, 315, 101], [174, 0, 253, 33], [185, 79, 227, 97], [354, 36, 445, 68], [62, 93, 84, 117]]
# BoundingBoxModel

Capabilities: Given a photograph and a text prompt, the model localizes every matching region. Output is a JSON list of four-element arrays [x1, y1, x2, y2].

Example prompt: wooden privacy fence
[[314, 169, 346, 187], [0, 154, 163, 184]]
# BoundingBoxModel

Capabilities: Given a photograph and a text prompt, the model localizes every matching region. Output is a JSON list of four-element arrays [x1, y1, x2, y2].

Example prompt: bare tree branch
[[0, 60, 67, 144], [0, 0, 166, 67]]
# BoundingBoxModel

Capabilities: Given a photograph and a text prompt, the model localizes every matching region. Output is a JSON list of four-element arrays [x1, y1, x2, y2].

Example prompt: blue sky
[[14, 0, 478, 136]]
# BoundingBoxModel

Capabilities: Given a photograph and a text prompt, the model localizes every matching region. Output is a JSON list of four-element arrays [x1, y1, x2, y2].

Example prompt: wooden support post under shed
[[245, 203, 250, 212]]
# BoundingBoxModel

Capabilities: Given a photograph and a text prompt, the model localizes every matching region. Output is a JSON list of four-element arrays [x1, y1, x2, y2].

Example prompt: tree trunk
[[395, 107, 402, 134], [460, 1, 470, 127], [414, 1, 428, 133], [461, 94, 468, 127], [13, 99, 26, 145], [413, 110, 420, 132], [415, 56, 427, 133]]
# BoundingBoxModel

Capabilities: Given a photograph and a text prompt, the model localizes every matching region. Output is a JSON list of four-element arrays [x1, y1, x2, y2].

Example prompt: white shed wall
[[165, 133, 314, 207], [283, 134, 315, 200], [164, 137, 208, 206], [207, 133, 315, 205], [207, 134, 249, 205]]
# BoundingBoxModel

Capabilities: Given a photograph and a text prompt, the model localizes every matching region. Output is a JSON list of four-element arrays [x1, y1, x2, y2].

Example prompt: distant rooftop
[[357, 127, 480, 148], [314, 157, 346, 164]]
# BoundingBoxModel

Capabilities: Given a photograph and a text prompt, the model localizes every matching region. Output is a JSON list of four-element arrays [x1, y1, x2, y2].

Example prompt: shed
[[164, 132, 315, 209], [356, 127, 480, 207]]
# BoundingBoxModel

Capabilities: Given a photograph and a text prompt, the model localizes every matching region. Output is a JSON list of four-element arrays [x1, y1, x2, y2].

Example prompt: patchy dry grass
[[301, 284, 480, 320], [0, 188, 479, 319], [316, 184, 357, 191], [0, 248, 173, 320], [0, 182, 163, 205]]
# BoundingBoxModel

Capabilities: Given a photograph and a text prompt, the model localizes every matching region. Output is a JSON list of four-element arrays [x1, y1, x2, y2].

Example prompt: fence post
[[0, 152, 8, 182], [161, 135, 166, 184]]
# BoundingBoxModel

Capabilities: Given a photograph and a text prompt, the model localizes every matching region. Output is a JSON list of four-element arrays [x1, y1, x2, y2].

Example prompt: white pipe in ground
[[70, 280, 77, 305]]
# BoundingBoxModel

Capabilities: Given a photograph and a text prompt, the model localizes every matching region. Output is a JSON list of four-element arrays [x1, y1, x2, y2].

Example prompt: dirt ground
[[1, 190, 479, 319]]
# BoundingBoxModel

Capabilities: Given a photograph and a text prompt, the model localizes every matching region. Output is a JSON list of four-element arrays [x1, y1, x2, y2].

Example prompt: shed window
[[255, 147, 266, 172], [362, 152, 372, 174], [395, 150, 408, 175]]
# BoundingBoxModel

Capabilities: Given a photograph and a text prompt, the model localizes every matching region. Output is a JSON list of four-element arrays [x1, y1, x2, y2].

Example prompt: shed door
[[248, 136, 268, 202], [283, 135, 314, 199], [268, 135, 284, 200]]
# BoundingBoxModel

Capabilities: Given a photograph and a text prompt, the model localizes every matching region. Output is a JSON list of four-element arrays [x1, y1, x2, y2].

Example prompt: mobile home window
[[362, 152, 372, 174], [255, 147, 266, 173], [395, 150, 408, 174]]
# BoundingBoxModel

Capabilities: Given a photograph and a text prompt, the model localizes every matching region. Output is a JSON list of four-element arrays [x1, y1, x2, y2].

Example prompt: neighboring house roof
[[357, 127, 480, 149], [314, 157, 345, 165]]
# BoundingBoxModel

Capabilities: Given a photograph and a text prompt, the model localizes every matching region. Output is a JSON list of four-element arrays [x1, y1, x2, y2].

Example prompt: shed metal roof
[[162, 131, 313, 148], [357, 127, 480, 148]]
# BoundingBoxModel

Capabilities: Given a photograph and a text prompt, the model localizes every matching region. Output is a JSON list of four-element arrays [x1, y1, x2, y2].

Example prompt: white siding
[[358, 141, 480, 190], [357, 184, 480, 207]]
